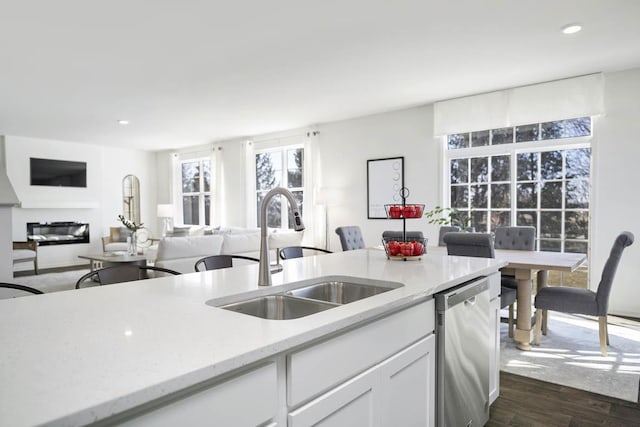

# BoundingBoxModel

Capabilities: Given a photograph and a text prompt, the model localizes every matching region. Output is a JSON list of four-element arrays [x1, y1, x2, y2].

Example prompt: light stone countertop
[[0, 248, 506, 427]]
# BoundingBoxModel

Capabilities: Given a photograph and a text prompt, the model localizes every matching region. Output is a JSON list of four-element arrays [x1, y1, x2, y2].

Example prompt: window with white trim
[[180, 158, 211, 226], [445, 117, 591, 254], [255, 145, 304, 229]]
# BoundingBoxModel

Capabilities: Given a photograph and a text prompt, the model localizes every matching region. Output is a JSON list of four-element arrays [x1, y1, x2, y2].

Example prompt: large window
[[255, 146, 304, 229], [181, 158, 211, 226], [445, 117, 591, 254]]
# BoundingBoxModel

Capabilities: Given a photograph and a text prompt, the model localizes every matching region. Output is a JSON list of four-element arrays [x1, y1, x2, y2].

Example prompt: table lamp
[[157, 204, 174, 237]]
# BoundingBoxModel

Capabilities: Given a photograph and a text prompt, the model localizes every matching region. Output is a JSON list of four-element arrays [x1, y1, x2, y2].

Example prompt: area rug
[[12, 269, 91, 294], [500, 311, 640, 402]]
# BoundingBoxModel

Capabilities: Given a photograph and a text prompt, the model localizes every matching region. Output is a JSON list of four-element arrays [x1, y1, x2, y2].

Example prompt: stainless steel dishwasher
[[436, 277, 490, 427]]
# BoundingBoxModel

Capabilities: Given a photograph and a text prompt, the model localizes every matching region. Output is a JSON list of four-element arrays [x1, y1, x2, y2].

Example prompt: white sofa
[[152, 228, 303, 273]]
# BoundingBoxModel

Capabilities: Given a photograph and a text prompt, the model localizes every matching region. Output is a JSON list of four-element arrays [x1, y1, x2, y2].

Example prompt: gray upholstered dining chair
[[534, 231, 634, 356], [194, 255, 259, 271], [437, 226, 461, 246], [494, 226, 536, 290], [443, 232, 516, 337], [335, 226, 366, 251]]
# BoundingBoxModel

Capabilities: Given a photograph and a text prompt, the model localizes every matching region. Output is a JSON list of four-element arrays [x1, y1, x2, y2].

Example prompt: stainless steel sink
[[220, 295, 338, 320], [287, 281, 395, 304]]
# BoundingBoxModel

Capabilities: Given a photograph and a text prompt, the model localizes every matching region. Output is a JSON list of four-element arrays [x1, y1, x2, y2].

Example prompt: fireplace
[[27, 222, 90, 246]]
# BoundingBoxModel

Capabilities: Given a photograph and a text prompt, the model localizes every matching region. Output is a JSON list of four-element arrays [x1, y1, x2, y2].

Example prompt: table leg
[[514, 268, 534, 350], [537, 270, 548, 334]]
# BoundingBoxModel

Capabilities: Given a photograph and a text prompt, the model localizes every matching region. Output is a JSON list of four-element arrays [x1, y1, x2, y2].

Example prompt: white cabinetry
[[488, 272, 501, 404], [118, 362, 278, 427], [288, 301, 436, 426]]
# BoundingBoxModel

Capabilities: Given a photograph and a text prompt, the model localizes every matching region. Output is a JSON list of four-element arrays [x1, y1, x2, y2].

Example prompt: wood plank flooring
[[487, 372, 640, 427]]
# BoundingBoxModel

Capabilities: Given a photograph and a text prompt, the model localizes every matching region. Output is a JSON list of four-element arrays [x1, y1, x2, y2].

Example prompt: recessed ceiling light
[[118, 120, 130, 125], [562, 24, 582, 34]]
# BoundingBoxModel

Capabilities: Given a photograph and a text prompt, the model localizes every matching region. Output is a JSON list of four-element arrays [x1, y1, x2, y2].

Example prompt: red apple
[[389, 205, 402, 219], [387, 240, 401, 256], [401, 242, 413, 256], [403, 205, 417, 218], [412, 240, 425, 255]]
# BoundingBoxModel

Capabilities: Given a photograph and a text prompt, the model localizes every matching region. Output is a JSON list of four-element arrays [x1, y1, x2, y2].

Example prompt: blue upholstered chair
[[534, 231, 634, 356], [437, 226, 461, 246], [335, 226, 366, 251], [443, 232, 516, 337]]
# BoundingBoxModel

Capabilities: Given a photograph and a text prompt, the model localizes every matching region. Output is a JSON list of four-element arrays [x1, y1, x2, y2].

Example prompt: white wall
[[590, 68, 640, 317], [4, 136, 156, 270]]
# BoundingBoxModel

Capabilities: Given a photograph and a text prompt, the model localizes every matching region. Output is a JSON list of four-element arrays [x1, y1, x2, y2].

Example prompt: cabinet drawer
[[287, 300, 434, 406], [118, 362, 278, 427]]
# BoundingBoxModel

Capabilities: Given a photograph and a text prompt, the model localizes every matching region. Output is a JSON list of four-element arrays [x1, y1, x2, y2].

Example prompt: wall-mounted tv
[[30, 158, 87, 188]]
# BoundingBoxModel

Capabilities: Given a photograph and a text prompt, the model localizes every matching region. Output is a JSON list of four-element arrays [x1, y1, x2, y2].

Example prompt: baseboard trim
[[14, 264, 88, 277]]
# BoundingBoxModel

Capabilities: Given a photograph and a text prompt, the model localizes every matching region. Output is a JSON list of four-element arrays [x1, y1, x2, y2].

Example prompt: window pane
[[451, 186, 468, 208], [565, 241, 588, 254], [287, 148, 304, 188], [470, 184, 488, 208], [517, 183, 537, 209], [256, 152, 281, 190], [204, 195, 210, 226], [448, 133, 469, 149], [257, 192, 282, 228], [566, 148, 591, 178], [492, 184, 510, 208], [490, 211, 511, 228], [182, 196, 199, 225], [203, 161, 211, 192], [517, 152, 538, 181], [182, 162, 200, 192], [470, 157, 488, 183], [471, 130, 490, 147], [516, 211, 537, 228], [540, 151, 563, 180], [541, 181, 562, 208], [516, 124, 539, 142], [540, 211, 561, 238], [471, 211, 488, 233], [566, 179, 589, 208], [491, 127, 513, 145], [541, 117, 591, 140], [565, 211, 588, 239], [540, 239, 561, 252], [491, 155, 510, 182], [450, 159, 468, 184]]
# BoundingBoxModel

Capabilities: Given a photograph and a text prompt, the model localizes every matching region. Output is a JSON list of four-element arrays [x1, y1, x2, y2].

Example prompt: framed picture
[[367, 157, 404, 219]]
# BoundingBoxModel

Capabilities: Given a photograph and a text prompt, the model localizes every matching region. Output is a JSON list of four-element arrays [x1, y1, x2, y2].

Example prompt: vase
[[128, 231, 138, 255]]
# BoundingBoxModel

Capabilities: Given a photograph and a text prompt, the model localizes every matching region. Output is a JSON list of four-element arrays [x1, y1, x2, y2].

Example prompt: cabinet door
[[380, 335, 436, 427], [489, 296, 500, 404]]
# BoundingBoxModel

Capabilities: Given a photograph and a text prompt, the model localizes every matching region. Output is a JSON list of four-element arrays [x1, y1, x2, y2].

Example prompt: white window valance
[[433, 73, 604, 136]]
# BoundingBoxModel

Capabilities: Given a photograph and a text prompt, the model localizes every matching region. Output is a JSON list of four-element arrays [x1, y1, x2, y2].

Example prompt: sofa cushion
[[156, 235, 224, 261], [104, 242, 129, 252], [221, 232, 261, 254]]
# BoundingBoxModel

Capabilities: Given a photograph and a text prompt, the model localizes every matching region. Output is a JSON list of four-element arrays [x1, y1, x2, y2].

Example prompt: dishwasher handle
[[436, 278, 489, 311]]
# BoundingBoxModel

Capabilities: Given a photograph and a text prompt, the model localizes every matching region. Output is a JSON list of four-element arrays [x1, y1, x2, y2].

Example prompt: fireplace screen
[[27, 222, 90, 246]]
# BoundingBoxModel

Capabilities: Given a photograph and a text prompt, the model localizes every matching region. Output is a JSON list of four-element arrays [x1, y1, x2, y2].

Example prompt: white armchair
[[13, 241, 38, 275]]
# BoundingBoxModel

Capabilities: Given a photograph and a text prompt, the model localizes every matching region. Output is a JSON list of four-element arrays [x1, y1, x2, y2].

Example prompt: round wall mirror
[[122, 175, 141, 225]]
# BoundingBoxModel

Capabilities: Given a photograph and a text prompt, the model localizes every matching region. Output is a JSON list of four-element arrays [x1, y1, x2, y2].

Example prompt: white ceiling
[[1, 1, 640, 152]]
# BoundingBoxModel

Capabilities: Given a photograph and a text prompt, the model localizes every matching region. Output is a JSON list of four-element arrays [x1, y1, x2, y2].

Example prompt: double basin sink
[[209, 277, 402, 320]]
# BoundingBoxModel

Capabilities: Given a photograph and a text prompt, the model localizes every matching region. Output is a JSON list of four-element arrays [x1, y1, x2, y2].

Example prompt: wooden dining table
[[493, 249, 587, 350]]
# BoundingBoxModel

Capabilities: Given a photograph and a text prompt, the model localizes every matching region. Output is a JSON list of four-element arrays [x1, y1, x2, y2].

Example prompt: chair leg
[[508, 304, 514, 338], [598, 316, 608, 357], [542, 309, 548, 335], [534, 309, 542, 345], [34, 258, 38, 275]]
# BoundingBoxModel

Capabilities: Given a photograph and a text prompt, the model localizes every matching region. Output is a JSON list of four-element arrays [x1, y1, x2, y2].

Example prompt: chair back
[[335, 226, 365, 251], [0, 283, 43, 299], [443, 232, 495, 259], [279, 246, 332, 260], [494, 226, 536, 251], [595, 231, 634, 315], [438, 226, 461, 246], [382, 231, 424, 241], [76, 265, 180, 288], [194, 255, 259, 271]]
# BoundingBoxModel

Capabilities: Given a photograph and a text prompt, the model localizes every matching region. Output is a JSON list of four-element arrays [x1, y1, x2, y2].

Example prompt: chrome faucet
[[258, 187, 305, 286]]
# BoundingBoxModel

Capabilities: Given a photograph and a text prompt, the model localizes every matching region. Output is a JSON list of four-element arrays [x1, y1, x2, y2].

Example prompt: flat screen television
[[30, 158, 87, 188]]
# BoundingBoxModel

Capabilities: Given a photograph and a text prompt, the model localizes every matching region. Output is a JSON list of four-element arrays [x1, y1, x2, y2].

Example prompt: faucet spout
[[258, 187, 305, 286]]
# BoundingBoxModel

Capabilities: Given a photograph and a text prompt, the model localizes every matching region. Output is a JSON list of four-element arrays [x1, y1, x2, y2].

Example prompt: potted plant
[[423, 206, 473, 230]]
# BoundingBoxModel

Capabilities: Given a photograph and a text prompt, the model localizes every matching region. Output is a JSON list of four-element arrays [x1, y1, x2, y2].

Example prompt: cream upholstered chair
[[534, 231, 634, 356], [101, 227, 131, 253], [443, 232, 517, 337], [12, 241, 38, 275], [335, 226, 365, 251]]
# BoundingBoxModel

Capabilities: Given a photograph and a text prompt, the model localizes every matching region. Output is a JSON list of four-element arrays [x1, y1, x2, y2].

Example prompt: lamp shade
[[157, 204, 174, 218]]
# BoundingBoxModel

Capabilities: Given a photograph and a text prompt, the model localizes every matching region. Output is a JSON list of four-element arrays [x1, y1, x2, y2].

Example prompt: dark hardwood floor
[[487, 372, 640, 427]]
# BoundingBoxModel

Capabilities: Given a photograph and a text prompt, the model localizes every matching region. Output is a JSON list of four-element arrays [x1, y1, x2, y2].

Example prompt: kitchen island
[[0, 248, 506, 426]]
